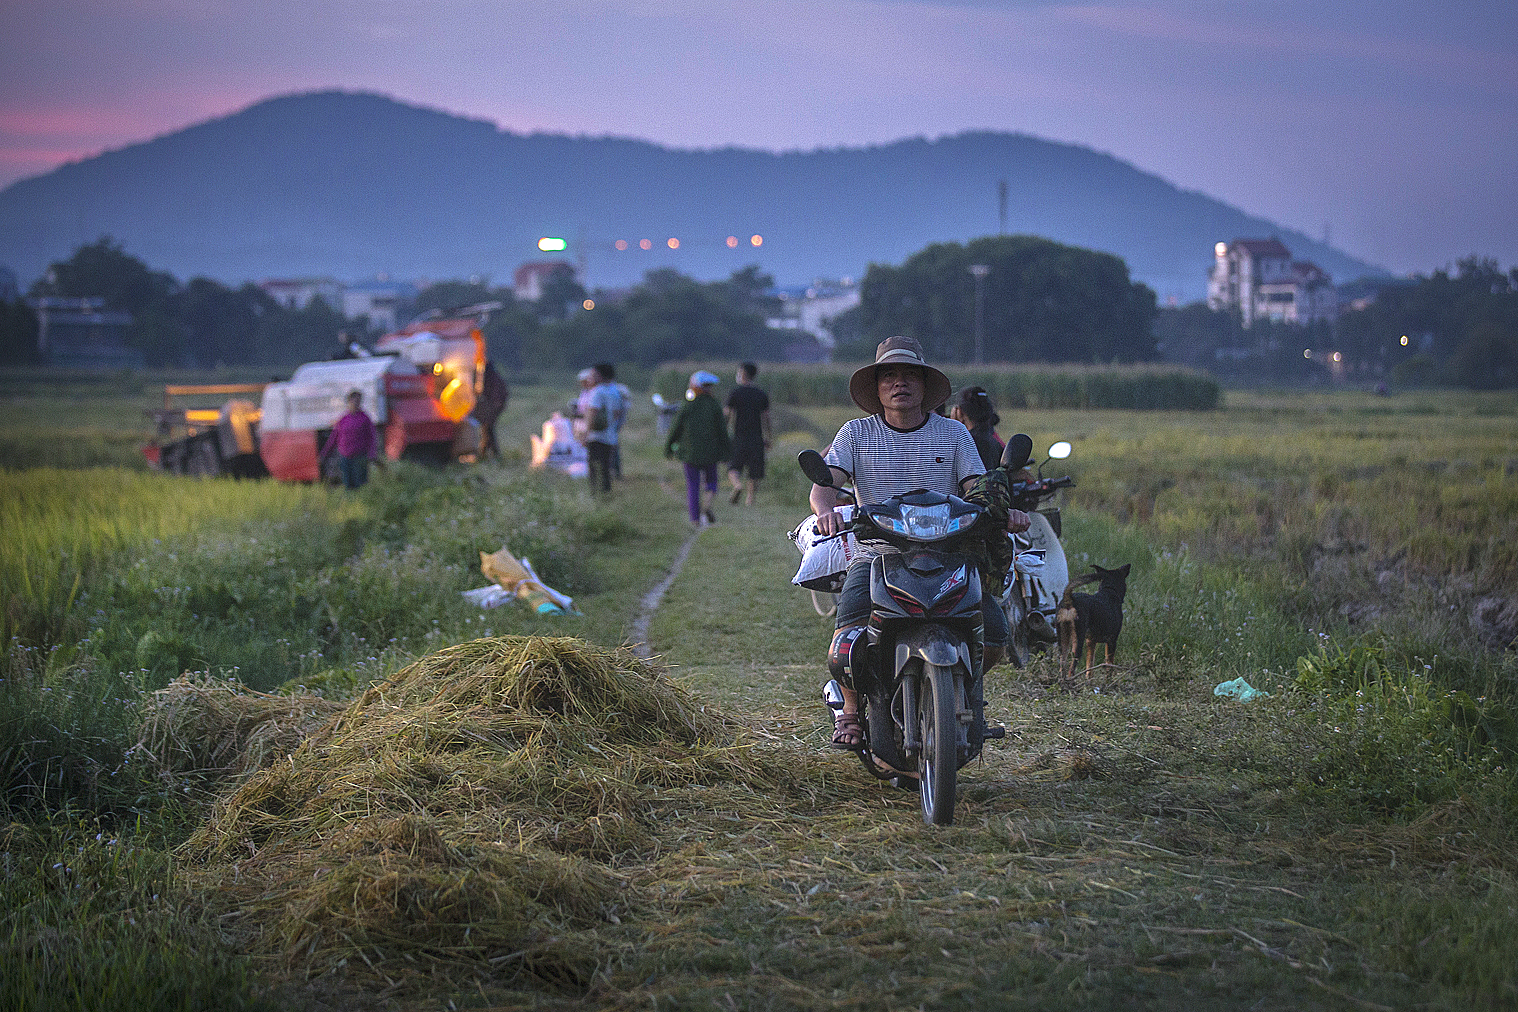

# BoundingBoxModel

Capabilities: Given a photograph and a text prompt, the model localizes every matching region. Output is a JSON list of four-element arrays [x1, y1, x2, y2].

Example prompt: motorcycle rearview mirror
[[1047, 440, 1072, 460], [1000, 433, 1034, 471], [798, 449, 836, 487]]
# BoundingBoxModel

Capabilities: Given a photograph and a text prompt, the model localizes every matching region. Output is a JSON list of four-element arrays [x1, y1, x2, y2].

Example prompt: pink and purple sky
[[3, 0, 1514, 276]]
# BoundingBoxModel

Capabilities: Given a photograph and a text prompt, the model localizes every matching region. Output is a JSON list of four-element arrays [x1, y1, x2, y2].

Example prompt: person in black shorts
[[725, 361, 772, 505]]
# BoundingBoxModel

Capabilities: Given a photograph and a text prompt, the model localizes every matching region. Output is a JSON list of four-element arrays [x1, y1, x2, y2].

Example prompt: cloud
[[0, 0, 1512, 273]]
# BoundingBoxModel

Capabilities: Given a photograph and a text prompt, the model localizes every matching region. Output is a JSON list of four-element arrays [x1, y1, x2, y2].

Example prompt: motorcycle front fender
[[892, 623, 972, 678], [1022, 511, 1069, 606]]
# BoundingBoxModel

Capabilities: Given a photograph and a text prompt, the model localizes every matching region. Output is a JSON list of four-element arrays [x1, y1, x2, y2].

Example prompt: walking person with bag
[[664, 371, 730, 527]]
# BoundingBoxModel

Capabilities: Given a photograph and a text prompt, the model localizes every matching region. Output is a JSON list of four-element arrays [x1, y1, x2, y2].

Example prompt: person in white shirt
[[809, 336, 1029, 750]]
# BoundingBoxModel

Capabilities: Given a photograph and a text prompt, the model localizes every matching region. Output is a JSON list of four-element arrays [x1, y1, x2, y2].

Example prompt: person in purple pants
[[663, 371, 731, 527]]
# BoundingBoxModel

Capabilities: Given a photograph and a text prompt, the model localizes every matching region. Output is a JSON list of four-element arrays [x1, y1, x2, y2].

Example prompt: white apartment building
[[1207, 238, 1337, 327], [766, 278, 860, 350], [341, 279, 417, 332]]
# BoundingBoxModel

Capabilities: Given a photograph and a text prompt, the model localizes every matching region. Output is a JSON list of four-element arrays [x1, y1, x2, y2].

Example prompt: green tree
[[0, 298, 39, 365], [1153, 303, 1236, 369], [30, 237, 186, 365], [536, 266, 588, 321], [618, 268, 784, 366], [412, 280, 510, 318], [713, 264, 782, 319], [520, 268, 786, 368], [179, 278, 286, 367], [859, 235, 1156, 363], [1447, 321, 1518, 390], [1334, 256, 1518, 386]]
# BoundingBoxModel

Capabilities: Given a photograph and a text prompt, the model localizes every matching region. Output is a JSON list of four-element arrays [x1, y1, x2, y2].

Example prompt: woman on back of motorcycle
[[810, 336, 1029, 750], [950, 386, 1005, 473]]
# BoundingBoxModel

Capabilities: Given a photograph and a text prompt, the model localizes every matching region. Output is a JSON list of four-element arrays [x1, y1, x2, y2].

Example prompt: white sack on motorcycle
[[789, 505, 858, 593]]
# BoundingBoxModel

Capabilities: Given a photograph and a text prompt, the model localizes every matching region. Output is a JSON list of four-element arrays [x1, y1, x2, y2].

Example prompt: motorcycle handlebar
[[1010, 475, 1075, 497]]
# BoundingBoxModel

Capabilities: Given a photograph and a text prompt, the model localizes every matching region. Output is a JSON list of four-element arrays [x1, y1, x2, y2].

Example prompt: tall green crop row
[[0, 469, 347, 648], [0, 464, 613, 819]]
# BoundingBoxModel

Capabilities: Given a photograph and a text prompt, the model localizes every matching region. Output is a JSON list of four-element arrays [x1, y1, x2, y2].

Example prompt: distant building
[[32, 297, 143, 369], [341, 279, 416, 332], [0, 265, 18, 302], [260, 277, 343, 311], [766, 278, 860, 353], [514, 261, 576, 302], [1208, 239, 1337, 327]]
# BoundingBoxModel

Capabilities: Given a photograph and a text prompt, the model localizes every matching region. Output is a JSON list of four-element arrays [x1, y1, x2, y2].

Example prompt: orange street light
[[667, 237, 679, 249], [750, 235, 763, 247], [582, 299, 595, 311], [615, 239, 628, 251], [639, 239, 652, 250], [726, 236, 739, 248]]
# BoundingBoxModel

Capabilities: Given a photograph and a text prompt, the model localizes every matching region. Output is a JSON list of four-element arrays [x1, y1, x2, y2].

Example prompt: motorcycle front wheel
[[1003, 589, 1031, 669], [918, 662, 959, 825]]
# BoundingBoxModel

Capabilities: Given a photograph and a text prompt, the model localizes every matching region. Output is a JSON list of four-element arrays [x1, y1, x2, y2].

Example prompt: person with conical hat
[[809, 336, 1030, 751]]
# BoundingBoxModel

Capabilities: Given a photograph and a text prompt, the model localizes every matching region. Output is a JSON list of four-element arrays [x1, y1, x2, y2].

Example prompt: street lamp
[[968, 264, 990, 364]]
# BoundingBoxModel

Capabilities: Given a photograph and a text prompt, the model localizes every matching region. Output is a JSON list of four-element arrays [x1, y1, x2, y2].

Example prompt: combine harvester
[[147, 305, 496, 481]]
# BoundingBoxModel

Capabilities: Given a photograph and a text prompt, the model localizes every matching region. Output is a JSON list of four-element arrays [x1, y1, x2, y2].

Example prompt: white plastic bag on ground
[[462, 585, 514, 608], [789, 505, 858, 593]]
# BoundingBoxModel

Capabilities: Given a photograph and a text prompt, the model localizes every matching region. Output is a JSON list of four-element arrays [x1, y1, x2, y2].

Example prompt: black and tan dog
[[1056, 563, 1131, 679]]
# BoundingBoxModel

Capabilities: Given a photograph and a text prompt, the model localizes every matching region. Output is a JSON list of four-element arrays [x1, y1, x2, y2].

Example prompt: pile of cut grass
[[180, 636, 828, 994], [138, 675, 344, 786]]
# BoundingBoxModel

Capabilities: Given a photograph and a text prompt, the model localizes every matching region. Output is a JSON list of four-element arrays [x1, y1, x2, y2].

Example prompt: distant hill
[[0, 91, 1384, 301]]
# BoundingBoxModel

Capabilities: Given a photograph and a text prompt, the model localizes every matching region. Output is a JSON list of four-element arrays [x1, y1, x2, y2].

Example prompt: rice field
[[2, 370, 1517, 1010]]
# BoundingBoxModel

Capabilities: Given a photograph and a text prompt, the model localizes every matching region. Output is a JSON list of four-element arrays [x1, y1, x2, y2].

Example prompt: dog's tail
[[1056, 583, 1079, 675]]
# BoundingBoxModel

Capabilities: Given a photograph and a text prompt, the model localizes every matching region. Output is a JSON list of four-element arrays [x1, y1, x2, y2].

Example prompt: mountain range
[[0, 91, 1384, 303]]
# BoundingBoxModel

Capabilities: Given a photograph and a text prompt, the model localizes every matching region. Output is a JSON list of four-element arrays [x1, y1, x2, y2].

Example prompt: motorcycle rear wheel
[[918, 662, 959, 826]]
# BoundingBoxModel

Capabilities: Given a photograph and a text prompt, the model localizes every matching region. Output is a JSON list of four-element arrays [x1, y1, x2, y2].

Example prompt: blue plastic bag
[[1214, 677, 1269, 702]]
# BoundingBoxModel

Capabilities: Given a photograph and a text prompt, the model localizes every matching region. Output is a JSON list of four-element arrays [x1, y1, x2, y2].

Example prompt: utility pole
[[969, 264, 990, 364]]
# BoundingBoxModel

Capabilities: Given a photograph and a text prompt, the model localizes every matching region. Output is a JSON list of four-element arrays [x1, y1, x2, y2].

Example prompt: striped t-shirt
[[824, 413, 982, 509]]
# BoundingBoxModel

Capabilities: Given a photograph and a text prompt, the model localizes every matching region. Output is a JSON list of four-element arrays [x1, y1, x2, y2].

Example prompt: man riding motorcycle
[[810, 336, 1030, 750]]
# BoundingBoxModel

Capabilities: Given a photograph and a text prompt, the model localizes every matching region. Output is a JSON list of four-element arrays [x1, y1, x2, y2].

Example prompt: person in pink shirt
[[320, 390, 380, 489]]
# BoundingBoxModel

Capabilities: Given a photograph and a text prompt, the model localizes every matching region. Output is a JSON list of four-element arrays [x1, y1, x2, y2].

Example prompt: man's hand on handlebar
[[815, 508, 846, 537], [1007, 508, 1031, 533]]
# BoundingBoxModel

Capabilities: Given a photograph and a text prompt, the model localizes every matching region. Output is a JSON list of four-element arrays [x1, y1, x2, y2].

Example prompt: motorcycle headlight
[[898, 502, 954, 540]]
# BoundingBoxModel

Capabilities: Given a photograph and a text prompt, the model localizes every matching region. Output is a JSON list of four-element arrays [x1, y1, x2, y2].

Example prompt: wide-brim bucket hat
[[848, 335, 952, 414]]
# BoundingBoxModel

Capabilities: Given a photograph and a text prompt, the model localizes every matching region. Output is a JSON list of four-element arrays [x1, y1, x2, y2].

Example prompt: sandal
[[831, 710, 865, 751]]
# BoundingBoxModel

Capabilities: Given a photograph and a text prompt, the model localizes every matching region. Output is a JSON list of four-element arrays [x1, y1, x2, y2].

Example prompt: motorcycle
[[1000, 441, 1076, 668], [798, 436, 1032, 825]]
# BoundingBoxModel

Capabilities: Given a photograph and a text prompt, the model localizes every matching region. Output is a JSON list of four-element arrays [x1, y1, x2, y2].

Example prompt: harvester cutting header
[[146, 304, 498, 481]]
